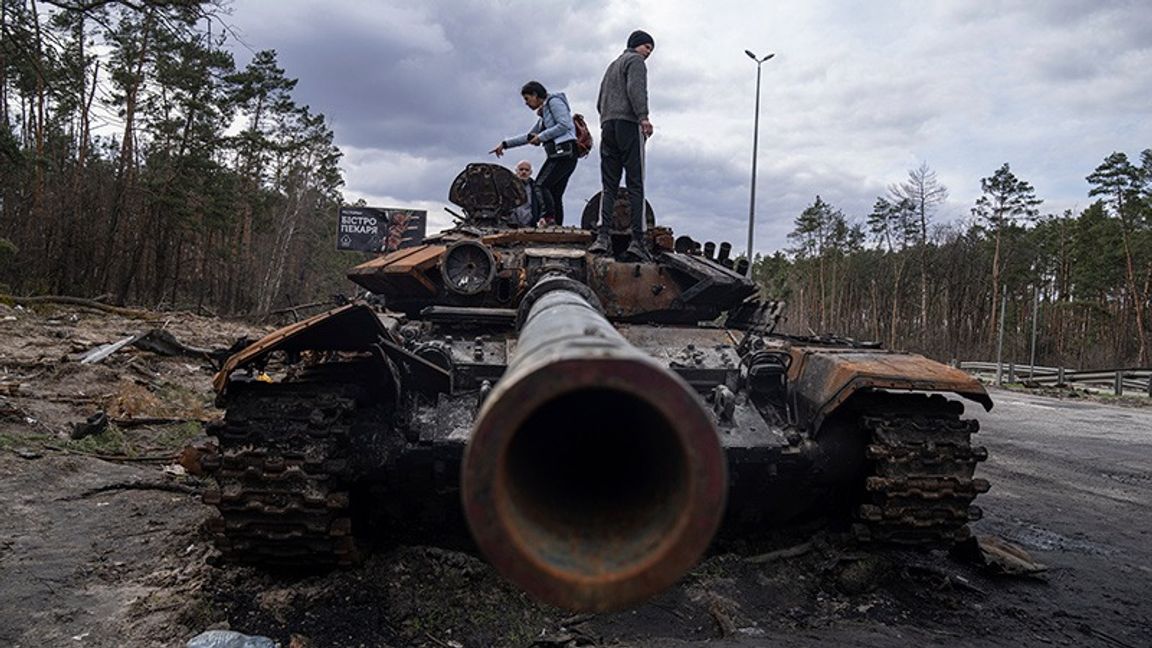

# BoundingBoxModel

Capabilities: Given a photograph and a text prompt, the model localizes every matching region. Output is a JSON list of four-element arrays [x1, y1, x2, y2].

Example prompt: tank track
[[853, 393, 990, 545], [201, 377, 373, 567]]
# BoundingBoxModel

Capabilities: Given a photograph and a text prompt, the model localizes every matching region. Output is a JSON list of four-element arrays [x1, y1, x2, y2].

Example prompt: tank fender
[[787, 349, 992, 432], [212, 303, 395, 395]]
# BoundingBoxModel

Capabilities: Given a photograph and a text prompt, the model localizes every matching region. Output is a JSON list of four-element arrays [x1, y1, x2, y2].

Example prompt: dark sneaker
[[623, 239, 651, 262], [587, 233, 611, 254]]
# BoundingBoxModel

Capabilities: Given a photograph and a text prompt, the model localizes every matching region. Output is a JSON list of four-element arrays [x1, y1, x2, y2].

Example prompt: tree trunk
[[989, 227, 1003, 346], [1117, 217, 1149, 364], [100, 11, 154, 295], [889, 255, 907, 348]]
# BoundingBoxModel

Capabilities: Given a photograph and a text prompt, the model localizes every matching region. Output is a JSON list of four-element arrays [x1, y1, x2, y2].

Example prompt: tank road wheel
[[201, 375, 380, 567], [853, 393, 990, 545]]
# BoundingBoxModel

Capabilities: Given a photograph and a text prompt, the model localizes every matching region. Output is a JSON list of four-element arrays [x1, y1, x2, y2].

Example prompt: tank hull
[[201, 301, 990, 561]]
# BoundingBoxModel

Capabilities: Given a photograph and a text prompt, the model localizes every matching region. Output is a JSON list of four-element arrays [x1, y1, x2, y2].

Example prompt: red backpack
[[572, 113, 594, 158]]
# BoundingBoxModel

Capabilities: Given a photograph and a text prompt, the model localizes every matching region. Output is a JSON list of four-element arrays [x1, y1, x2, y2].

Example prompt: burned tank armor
[[200, 162, 993, 613]]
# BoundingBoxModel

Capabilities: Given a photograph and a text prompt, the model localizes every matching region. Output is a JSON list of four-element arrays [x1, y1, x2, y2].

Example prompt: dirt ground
[[1, 301, 1150, 648]]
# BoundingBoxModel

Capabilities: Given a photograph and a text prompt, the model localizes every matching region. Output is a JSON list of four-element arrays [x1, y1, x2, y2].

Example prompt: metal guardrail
[[958, 361, 1152, 397]]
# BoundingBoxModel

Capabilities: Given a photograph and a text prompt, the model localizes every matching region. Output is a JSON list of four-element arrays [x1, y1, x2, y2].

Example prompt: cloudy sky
[[226, 0, 1151, 256]]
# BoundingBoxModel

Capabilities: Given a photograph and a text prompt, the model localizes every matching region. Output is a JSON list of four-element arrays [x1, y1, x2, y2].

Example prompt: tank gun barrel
[[461, 276, 727, 612]]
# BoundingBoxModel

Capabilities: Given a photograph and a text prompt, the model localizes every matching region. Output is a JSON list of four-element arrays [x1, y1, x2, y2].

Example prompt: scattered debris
[[745, 541, 813, 564], [12, 448, 42, 460], [179, 436, 217, 476], [76, 328, 243, 368], [559, 613, 594, 627], [62, 480, 199, 501], [531, 626, 599, 647], [80, 334, 144, 364], [1, 397, 24, 420], [423, 632, 464, 648], [71, 411, 109, 440], [164, 463, 188, 477], [904, 563, 988, 595], [948, 573, 988, 595], [266, 300, 335, 322], [186, 630, 277, 648], [532, 622, 603, 645], [708, 599, 738, 637], [131, 329, 218, 363], [978, 536, 1049, 575], [952, 535, 1048, 576], [691, 591, 759, 639], [44, 445, 179, 463], [112, 416, 205, 429], [834, 554, 890, 594], [2, 294, 153, 318]]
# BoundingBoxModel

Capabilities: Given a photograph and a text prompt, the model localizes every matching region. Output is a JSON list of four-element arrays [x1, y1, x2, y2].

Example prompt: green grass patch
[[0, 428, 55, 452], [60, 423, 134, 457], [141, 420, 205, 450], [154, 382, 215, 417]]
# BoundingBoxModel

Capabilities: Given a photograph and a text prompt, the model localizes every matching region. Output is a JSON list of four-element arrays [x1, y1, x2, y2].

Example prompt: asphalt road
[[647, 387, 1152, 648], [961, 388, 1152, 647]]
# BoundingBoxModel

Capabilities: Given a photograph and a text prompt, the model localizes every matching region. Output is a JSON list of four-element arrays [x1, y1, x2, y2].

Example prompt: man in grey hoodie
[[588, 30, 655, 260]]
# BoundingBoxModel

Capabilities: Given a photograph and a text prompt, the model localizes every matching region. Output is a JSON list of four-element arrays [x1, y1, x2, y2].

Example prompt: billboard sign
[[337, 207, 427, 253]]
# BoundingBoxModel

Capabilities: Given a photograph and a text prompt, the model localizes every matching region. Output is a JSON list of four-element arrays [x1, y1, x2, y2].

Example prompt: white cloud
[[228, 0, 1152, 254]]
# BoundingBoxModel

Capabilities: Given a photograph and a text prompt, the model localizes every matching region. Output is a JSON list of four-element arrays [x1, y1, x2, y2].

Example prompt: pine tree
[[972, 163, 1042, 343], [1088, 151, 1150, 364]]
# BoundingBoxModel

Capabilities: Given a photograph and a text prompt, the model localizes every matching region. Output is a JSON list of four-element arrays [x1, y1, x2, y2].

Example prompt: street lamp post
[[744, 49, 774, 276]]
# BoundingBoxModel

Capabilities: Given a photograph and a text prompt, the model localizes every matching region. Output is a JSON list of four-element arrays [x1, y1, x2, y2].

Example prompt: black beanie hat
[[627, 30, 654, 49]]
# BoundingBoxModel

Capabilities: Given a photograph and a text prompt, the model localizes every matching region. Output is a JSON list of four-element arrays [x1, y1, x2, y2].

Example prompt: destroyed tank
[[199, 163, 993, 612]]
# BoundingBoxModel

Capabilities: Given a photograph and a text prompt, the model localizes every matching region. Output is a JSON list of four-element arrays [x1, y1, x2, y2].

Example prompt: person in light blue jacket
[[490, 81, 580, 226]]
